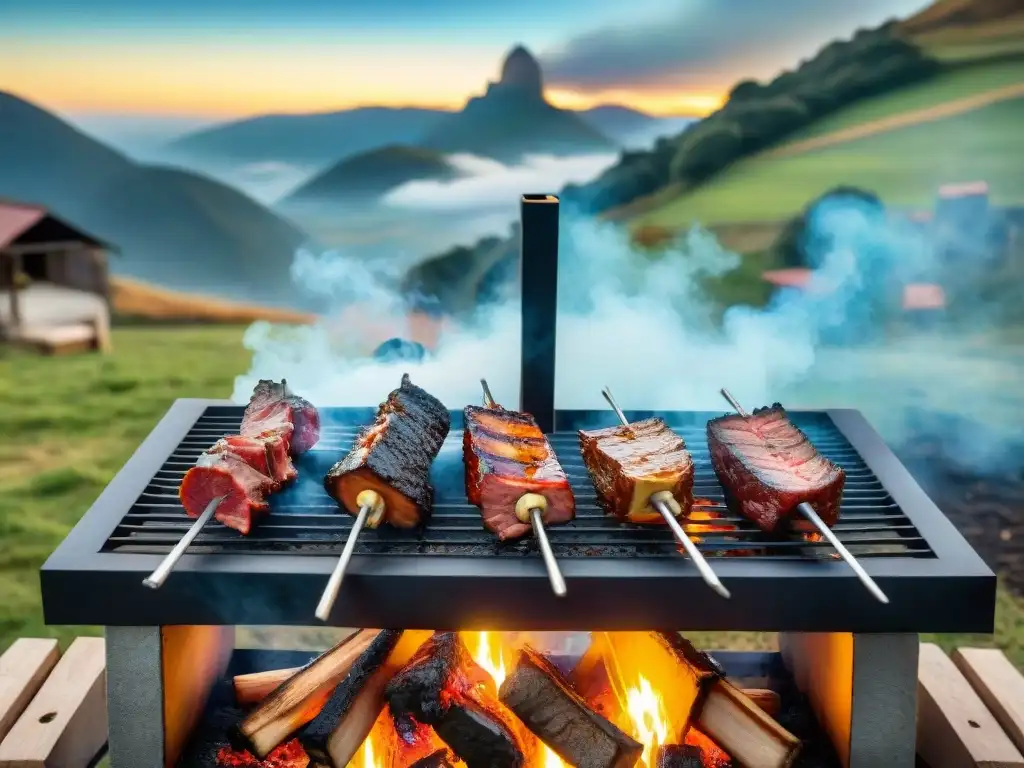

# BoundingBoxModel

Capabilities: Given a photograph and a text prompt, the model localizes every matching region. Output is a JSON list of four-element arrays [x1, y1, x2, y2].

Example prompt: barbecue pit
[[40, 195, 996, 768]]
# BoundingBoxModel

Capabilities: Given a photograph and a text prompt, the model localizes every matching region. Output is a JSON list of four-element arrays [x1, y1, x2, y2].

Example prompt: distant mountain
[[0, 91, 307, 305], [166, 107, 451, 168], [579, 106, 696, 149], [418, 46, 615, 162], [283, 145, 458, 206]]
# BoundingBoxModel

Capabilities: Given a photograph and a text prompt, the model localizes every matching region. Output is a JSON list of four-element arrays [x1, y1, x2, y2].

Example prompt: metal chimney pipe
[[519, 194, 559, 433]]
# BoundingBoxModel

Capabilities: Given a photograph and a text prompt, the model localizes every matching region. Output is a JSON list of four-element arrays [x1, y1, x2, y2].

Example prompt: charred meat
[[707, 404, 845, 533], [579, 417, 694, 524], [386, 632, 527, 768], [209, 434, 297, 489], [325, 374, 450, 528], [499, 646, 642, 768], [179, 451, 273, 535], [243, 379, 321, 456], [463, 404, 575, 540]]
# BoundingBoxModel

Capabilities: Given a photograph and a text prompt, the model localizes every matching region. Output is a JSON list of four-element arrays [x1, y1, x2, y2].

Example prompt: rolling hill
[[282, 145, 459, 206], [0, 91, 308, 304], [165, 106, 450, 168]]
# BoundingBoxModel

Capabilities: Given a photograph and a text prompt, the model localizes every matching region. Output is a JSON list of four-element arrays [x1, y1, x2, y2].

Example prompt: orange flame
[[465, 632, 569, 768], [625, 674, 669, 767]]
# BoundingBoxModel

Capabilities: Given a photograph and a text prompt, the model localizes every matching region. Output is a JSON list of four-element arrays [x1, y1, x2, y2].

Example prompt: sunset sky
[[1, 0, 931, 127]]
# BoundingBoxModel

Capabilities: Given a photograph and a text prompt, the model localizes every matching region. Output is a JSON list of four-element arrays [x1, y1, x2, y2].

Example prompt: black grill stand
[[43, 196, 995, 768]]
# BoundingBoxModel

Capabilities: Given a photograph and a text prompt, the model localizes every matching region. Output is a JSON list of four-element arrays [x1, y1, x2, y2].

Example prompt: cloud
[[539, 0, 929, 92], [382, 152, 619, 211]]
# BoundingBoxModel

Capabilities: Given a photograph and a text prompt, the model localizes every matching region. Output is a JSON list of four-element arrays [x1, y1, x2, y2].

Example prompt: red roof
[[938, 181, 988, 199], [762, 268, 813, 289], [902, 283, 946, 310], [0, 201, 46, 249]]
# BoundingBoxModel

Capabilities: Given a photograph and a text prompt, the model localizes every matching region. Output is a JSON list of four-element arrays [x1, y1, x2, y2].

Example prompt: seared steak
[[209, 434, 297, 488], [579, 417, 694, 524], [707, 404, 845, 532]]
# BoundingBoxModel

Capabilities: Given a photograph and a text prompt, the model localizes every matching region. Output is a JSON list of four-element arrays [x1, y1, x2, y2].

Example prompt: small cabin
[[0, 199, 113, 353]]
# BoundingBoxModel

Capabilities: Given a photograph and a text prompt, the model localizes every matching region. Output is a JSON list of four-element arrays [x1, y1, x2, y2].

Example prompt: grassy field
[[110, 276, 316, 324], [634, 95, 1024, 227], [2, 325, 1024, 671], [775, 57, 1024, 147]]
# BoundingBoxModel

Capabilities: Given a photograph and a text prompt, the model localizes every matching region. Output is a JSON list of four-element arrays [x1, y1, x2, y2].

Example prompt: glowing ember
[[216, 739, 309, 768], [625, 675, 669, 767]]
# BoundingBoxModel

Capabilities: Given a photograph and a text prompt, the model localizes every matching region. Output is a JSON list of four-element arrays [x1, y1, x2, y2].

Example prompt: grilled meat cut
[[179, 451, 274, 534], [463, 404, 575, 540], [386, 632, 527, 768], [325, 374, 450, 528], [579, 417, 694, 524], [242, 379, 321, 455], [707, 404, 845, 532], [210, 435, 297, 489]]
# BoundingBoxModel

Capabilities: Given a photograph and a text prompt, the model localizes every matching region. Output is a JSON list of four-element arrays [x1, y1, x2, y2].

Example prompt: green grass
[[0, 325, 250, 649], [776, 57, 1024, 146], [638, 96, 1024, 227]]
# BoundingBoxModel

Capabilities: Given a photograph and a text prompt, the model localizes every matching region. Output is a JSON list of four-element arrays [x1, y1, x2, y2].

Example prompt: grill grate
[[101, 406, 934, 561]]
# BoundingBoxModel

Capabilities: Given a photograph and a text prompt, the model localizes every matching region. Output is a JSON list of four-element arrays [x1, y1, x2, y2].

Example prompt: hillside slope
[[632, 94, 1024, 227], [0, 91, 307, 304], [283, 145, 458, 205], [166, 107, 449, 168]]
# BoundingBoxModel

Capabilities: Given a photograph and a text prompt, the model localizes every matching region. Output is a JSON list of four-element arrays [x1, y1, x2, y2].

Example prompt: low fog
[[384, 153, 619, 212]]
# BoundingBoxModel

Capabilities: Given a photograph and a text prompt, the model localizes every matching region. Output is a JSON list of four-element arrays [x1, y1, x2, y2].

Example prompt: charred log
[[386, 632, 526, 768], [325, 374, 450, 528], [410, 750, 459, 768], [300, 630, 430, 768], [499, 645, 642, 768], [233, 629, 379, 758], [655, 744, 704, 768]]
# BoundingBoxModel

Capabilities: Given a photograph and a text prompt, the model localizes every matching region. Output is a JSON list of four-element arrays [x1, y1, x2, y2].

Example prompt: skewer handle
[[798, 502, 889, 604], [529, 508, 567, 597], [143, 495, 223, 589], [651, 495, 731, 600], [315, 504, 370, 622]]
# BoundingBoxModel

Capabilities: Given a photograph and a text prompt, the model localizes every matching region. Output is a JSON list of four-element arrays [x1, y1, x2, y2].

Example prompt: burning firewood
[[386, 632, 528, 768], [499, 645, 642, 768], [574, 632, 801, 768], [233, 629, 380, 758], [410, 749, 459, 768], [300, 629, 432, 768], [234, 667, 302, 706], [654, 744, 704, 768], [683, 728, 733, 768]]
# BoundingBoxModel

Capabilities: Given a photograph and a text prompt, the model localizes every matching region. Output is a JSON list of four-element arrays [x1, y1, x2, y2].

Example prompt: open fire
[[213, 630, 803, 768]]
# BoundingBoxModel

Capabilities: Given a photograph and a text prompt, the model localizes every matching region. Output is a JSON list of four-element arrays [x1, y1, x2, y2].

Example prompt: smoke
[[383, 153, 619, 212], [234, 191, 1024, 478]]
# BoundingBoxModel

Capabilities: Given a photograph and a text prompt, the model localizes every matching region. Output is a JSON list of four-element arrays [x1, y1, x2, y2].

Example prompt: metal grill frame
[[41, 399, 994, 633]]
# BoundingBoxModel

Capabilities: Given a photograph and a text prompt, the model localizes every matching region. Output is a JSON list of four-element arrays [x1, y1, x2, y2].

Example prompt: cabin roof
[[902, 283, 946, 310], [937, 181, 989, 199], [0, 199, 113, 251]]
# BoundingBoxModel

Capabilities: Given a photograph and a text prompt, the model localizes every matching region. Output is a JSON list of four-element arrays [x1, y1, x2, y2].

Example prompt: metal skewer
[[600, 387, 731, 600], [718, 388, 889, 604], [316, 488, 386, 622], [480, 379, 567, 597], [143, 495, 224, 589]]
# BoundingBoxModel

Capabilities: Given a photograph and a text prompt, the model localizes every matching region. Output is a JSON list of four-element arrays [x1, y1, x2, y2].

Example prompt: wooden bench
[[1, 636, 1023, 768]]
